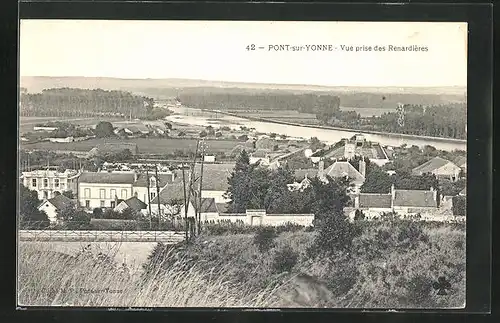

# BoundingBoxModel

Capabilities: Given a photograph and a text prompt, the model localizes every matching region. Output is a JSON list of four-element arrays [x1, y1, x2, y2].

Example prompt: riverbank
[[202, 109, 467, 145]]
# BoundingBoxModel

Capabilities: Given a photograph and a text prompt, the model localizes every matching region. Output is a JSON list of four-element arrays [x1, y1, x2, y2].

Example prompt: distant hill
[[20, 76, 467, 99]]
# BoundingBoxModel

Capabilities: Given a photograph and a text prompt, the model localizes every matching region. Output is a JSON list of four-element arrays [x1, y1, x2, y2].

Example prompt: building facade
[[78, 172, 136, 210], [21, 169, 80, 200]]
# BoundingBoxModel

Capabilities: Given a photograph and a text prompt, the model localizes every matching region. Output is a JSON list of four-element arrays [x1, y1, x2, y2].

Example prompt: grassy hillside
[[18, 220, 465, 308]]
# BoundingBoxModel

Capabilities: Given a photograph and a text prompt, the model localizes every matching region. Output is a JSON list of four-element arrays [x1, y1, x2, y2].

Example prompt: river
[[166, 106, 466, 152]]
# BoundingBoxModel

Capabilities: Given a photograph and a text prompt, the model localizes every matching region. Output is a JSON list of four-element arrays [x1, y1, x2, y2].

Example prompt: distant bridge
[[19, 230, 186, 243]]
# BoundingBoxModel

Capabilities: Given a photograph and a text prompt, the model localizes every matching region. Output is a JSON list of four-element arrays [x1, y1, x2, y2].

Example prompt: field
[[19, 116, 126, 133], [21, 137, 241, 155], [233, 107, 396, 125], [18, 220, 465, 308]]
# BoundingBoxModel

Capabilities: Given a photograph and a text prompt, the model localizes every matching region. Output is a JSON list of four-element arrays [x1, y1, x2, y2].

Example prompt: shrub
[[92, 208, 103, 219], [452, 196, 466, 216], [272, 246, 298, 273], [354, 209, 365, 221], [308, 213, 361, 258], [253, 227, 277, 253]]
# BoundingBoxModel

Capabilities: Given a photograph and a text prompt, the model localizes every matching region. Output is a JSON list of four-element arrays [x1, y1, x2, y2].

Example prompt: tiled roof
[[46, 194, 75, 210], [359, 194, 392, 208], [150, 179, 188, 205], [324, 161, 365, 185], [78, 172, 135, 184], [194, 198, 218, 213], [412, 157, 456, 174], [134, 172, 176, 188], [323, 146, 345, 159], [193, 163, 234, 191], [393, 189, 437, 207], [216, 203, 229, 213], [453, 156, 467, 167], [123, 124, 150, 133], [294, 168, 318, 180], [230, 145, 251, 156], [251, 149, 270, 158], [124, 196, 147, 211]]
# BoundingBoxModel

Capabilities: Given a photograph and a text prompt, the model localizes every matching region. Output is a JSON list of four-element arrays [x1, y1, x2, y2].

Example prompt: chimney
[[391, 184, 395, 209], [430, 186, 437, 201], [134, 171, 138, 182], [354, 195, 360, 208], [318, 160, 325, 178], [359, 159, 366, 177]]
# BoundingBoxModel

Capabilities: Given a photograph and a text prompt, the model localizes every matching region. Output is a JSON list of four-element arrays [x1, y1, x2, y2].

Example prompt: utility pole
[[186, 140, 200, 237], [146, 169, 152, 230], [197, 141, 206, 235], [155, 165, 161, 229], [181, 166, 188, 242]]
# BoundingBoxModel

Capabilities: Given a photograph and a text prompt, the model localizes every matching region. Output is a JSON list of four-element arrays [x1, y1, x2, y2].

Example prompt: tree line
[[20, 88, 157, 119], [178, 92, 341, 124]]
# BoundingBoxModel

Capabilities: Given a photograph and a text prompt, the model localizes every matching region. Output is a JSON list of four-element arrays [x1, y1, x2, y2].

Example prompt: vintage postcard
[[18, 20, 467, 308]]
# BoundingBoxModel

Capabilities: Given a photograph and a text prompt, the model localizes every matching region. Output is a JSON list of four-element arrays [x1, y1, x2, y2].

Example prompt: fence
[[18, 229, 186, 243]]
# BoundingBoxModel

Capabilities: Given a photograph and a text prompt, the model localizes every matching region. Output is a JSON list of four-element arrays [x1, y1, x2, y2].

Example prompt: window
[[31, 178, 37, 187], [43, 178, 48, 187], [43, 191, 48, 199], [85, 200, 90, 208], [110, 201, 116, 208], [99, 189, 106, 199], [84, 188, 91, 198], [100, 200, 105, 207], [150, 192, 156, 200], [110, 189, 116, 198], [54, 178, 60, 188], [121, 189, 128, 199]]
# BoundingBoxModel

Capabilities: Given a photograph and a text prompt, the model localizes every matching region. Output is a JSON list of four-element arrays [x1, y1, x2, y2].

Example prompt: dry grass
[[17, 242, 284, 307], [18, 221, 466, 308]]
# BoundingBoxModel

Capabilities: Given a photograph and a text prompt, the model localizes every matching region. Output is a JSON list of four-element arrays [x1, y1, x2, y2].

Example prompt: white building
[[78, 170, 177, 210], [78, 172, 136, 210], [412, 157, 462, 181], [38, 194, 76, 223], [21, 169, 80, 200]]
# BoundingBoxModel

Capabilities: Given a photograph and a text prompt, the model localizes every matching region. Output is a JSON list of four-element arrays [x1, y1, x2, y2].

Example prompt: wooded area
[[20, 88, 157, 119]]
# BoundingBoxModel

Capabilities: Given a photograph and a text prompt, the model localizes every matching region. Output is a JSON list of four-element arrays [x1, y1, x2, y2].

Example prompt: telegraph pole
[[155, 165, 161, 229], [181, 140, 201, 242], [186, 140, 200, 237], [197, 141, 206, 235], [146, 169, 152, 230], [181, 166, 188, 242]]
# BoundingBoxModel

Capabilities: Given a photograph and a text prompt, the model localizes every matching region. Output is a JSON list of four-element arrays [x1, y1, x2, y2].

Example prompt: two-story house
[[21, 169, 80, 200], [78, 172, 136, 210]]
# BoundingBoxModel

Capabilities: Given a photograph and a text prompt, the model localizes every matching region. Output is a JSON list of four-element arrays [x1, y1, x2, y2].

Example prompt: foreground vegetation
[[18, 220, 465, 308], [18, 242, 281, 307]]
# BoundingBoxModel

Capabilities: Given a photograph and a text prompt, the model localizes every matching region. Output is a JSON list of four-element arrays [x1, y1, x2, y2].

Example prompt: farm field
[[19, 116, 127, 133], [232, 107, 396, 124], [21, 137, 241, 154]]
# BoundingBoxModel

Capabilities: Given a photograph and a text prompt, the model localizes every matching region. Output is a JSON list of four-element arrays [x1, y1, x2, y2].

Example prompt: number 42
[[246, 44, 255, 51]]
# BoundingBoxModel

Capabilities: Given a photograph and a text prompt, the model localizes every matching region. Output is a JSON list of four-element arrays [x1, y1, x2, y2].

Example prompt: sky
[[20, 20, 467, 87]]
